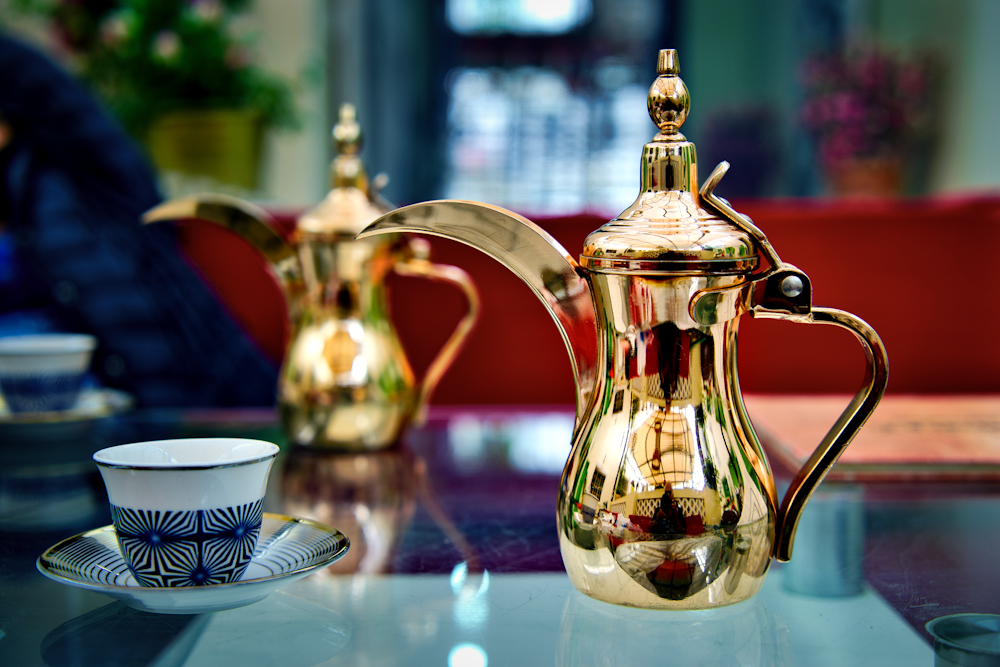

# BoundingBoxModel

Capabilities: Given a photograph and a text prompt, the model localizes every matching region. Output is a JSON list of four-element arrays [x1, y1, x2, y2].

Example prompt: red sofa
[[174, 195, 1000, 406]]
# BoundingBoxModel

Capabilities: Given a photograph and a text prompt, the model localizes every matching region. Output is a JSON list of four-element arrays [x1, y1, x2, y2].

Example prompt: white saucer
[[0, 387, 132, 424], [0, 389, 134, 464], [37, 513, 350, 614]]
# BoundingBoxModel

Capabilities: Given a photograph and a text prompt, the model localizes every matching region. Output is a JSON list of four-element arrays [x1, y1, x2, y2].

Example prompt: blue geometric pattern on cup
[[0, 371, 84, 412], [111, 499, 263, 587]]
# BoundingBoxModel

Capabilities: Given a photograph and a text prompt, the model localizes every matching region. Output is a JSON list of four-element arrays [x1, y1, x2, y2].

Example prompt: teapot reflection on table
[[359, 50, 889, 609], [279, 444, 480, 575], [144, 104, 479, 450], [279, 447, 417, 574]]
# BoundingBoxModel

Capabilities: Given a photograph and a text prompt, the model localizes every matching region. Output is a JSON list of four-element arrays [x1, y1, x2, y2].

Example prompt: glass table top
[[1, 404, 997, 666]]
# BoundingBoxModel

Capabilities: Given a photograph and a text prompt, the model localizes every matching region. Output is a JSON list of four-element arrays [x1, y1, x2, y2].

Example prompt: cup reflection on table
[[781, 484, 865, 598], [279, 446, 417, 574], [93, 438, 278, 587]]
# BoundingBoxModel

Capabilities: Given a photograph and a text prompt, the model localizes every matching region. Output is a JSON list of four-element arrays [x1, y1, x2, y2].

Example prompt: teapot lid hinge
[[699, 162, 785, 278], [696, 162, 814, 318]]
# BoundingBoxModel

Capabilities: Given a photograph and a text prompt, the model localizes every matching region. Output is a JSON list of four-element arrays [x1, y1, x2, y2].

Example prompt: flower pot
[[825, 157, 903, 198], [145, 109, 264, 190]]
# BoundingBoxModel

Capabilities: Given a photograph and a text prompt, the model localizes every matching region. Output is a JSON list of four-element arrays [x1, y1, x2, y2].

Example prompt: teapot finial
[[297, 102, 388, 235], [330, 103, 369, 191], [649, 48, 689, 140], [333, 103, 362, 155]]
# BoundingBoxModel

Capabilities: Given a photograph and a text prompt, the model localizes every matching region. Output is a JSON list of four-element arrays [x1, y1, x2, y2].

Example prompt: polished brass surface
[[143, 104, 479, 450], [360, 48, 888, 609], [558, 269, 777, 609]]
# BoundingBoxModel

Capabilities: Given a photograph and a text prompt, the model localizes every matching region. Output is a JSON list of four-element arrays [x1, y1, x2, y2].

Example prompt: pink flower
[[99, 11, 133, 48], [225, 43, 251, 69], [188, 0, 223, 23], [800, 46, 932, 166], [152, 30, 181, 62]]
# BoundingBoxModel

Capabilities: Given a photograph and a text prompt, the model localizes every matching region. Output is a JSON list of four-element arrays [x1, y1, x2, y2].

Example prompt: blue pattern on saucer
[[0, 371, 84, 412], [111, 499, 263, 587]]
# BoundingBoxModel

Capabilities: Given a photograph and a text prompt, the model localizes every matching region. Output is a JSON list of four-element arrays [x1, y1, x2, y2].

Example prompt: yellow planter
[[145, 109, 264, 190]]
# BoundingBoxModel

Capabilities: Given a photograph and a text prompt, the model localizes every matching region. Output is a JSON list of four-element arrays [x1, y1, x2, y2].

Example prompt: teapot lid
[[297, 103, 390, 237], [581, 50, 759, 275]]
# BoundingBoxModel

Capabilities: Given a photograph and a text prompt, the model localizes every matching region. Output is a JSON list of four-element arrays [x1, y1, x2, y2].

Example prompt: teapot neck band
[[640, 141, 699, 196]]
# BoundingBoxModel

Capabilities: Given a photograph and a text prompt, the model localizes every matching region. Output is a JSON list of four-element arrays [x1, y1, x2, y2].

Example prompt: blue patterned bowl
[[94, 438, 279, 588], [0, 334, 96, 413]]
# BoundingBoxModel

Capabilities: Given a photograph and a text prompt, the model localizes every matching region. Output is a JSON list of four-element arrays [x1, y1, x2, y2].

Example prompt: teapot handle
[[753, 305, 888, 562], [700, 162, 889, 561], [393, 239, 480, 426]]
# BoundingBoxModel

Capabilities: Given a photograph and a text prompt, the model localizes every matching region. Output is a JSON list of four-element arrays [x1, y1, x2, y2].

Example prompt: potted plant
[[800, 45, 934, 197], [12, 0, 297, 190]]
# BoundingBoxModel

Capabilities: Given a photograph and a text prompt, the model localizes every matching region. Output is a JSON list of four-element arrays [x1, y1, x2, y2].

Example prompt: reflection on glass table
[[1, 405, 998, 665]]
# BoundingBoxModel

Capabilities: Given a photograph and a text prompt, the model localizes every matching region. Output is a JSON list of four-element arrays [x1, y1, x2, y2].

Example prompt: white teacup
[[93, 438, 279, 588], [0, 334, 96, 413]]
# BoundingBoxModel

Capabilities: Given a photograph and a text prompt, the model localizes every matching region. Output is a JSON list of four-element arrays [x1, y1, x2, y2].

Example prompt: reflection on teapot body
[[144, 105, 479, 450], [359, 50, 888, 609]]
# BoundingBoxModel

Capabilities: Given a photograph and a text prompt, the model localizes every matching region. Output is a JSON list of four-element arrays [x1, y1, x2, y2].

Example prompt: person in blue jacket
[[0, 32, 276, 407]]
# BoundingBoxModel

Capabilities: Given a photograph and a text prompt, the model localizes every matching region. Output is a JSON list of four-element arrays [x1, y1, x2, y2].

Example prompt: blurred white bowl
[[0, 334, 97, 413]]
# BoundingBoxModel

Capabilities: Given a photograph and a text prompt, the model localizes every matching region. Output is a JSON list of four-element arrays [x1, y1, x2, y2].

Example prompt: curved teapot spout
[[358, 200, 599, 422], [142, 193, 303, 305]]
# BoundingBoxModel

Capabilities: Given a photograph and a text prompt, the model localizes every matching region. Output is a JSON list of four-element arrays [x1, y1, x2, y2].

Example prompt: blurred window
[[447, 0, 593, 35], [440, 0, 671, 217], [444, 66, 652, 215]]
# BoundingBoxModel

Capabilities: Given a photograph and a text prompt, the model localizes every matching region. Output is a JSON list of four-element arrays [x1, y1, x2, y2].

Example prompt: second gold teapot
[[144, 105, 479, 450]]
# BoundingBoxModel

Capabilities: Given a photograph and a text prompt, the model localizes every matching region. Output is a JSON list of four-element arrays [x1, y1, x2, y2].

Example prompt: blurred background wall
[[2, 0, 998, 406], [2, 0, 998, 211], [324, 0, 1000, 210]]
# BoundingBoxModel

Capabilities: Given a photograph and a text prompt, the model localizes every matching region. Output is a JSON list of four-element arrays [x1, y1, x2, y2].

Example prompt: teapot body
[[279, 235, 417, 449], [558, 270, 777, 608]]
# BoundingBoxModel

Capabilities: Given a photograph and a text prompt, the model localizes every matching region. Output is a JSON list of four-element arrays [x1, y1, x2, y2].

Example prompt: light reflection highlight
[[448, 642, 488, 667], [508, 413, 573, 473], [450, 561, 490, 598], [446, 412, 574, 474]]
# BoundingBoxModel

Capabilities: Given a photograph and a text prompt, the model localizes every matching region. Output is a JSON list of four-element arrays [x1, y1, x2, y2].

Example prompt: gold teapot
[[359, 50, 888, 609], [144, 104, 479, 450]]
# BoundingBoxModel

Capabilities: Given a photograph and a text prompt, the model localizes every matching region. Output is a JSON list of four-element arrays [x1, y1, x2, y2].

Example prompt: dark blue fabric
[[0, 33, 277, 407]]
